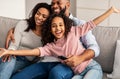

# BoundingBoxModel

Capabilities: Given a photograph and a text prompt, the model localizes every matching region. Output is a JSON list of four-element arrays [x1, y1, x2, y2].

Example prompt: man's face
[[51, 0, 67, 14]]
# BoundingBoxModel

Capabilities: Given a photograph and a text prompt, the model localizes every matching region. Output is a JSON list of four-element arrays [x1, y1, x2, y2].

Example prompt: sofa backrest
[[0, 16, 20, 48], [93, 26, 120, 73]]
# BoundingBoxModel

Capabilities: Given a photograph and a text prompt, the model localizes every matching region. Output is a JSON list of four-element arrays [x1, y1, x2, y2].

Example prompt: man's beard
[[59, 6, 66, 15]]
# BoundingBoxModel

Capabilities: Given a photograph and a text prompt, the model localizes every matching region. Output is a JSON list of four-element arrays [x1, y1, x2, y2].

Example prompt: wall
[[25, 0, 51, 18], [70, 0, 76, 17], [0, 0, 119, 26], [0, 0, 76, 19], [76, 0, 120, 26], [0, 0, 25, 19], [26, 0, 76, 18]]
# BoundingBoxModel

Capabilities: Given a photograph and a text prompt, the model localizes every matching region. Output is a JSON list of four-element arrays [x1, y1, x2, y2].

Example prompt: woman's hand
[[0, 48, 8, 58]]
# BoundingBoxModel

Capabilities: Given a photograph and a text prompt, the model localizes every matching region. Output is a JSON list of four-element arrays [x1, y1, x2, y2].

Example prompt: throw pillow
[[107, 40, 120, 78]]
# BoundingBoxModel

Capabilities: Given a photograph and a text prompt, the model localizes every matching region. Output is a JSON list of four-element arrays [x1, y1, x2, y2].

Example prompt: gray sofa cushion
[[0, 16, 19, 48], [93, 26, 120, 73]]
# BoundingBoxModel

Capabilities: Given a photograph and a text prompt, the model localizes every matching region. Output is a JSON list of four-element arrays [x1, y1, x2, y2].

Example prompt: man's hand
[[5, 28, 15, 49], [64, 55, 84, 67], [64, 49, 94, 67]]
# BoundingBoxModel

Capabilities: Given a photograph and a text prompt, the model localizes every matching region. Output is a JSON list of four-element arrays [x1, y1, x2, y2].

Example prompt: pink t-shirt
[[39, 21, 96, 74]]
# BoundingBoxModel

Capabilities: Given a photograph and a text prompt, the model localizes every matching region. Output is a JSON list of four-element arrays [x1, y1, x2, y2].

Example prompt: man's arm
[[5, 27, 15, 49], [81, 30, 100, 57], [68, 14, 99, 67]]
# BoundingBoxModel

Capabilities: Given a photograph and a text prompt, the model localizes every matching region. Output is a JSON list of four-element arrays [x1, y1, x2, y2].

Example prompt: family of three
[[0, 0, 120, 79]]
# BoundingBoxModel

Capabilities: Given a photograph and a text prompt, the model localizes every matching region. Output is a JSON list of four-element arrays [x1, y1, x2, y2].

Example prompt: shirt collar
[[69, 13, 74, 19]]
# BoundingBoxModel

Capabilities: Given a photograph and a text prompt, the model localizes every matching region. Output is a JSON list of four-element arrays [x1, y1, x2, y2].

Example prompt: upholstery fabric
[[107, 40, 120, 78], [93, 26, 120, 73], [0, 16, 19, 48]]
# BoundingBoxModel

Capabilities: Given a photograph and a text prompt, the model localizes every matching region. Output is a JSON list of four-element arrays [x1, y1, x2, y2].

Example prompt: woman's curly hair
[[41, 13, 73, 46]]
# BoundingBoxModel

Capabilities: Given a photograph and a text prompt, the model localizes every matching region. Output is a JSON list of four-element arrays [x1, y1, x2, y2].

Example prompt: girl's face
[[51, 16, 65, 39], [35, 8, 50, 26]]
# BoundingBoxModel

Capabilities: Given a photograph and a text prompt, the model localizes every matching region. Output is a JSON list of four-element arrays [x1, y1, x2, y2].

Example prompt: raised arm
[[78, 6, 120, 37], [93, 6, 120, 25]]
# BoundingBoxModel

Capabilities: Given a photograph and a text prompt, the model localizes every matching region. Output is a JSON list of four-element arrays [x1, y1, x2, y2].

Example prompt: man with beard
[[6, 0, 102, 79]]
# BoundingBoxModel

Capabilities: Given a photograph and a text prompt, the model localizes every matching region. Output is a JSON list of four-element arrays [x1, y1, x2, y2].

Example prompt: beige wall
[[76, 0, 120, 27], [26, 0, 76, 18], [0, 0, 76, 19], [70, 0, 76, 17], [26, 0, 51, 18], [0, 0, 119, 26], [0, 0, 25, 19]]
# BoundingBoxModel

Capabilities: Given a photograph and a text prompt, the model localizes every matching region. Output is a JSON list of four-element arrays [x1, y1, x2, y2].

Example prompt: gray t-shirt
[[8, 20, 42, 61]]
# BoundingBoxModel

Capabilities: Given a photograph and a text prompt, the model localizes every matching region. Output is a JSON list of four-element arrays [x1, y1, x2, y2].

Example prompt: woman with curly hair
[[0, 2, 51, 79]]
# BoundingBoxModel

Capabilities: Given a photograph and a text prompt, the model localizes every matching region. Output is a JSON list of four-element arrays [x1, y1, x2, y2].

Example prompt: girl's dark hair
[[25, 3, 51, 31], [41, 13, 73, 46]]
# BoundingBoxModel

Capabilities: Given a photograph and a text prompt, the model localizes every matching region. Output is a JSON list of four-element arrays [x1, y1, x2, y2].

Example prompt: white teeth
[[55, 31, 62, 35], [56, 31, 61, 33], [54, 9, 59, 12], [36, 20, 41, 24]]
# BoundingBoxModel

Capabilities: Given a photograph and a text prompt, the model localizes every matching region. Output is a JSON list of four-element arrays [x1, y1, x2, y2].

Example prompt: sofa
[[0, 16, 120, 79]]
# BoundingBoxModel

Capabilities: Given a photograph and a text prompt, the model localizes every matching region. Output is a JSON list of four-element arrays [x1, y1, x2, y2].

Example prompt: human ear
[[66, 1, 70, 9]]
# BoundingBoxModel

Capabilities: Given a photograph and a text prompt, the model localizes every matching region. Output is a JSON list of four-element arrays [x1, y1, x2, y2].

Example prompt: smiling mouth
[[55, 31, 63, 36], [53, 9, 60, 13], [36, 20, 42, 24]]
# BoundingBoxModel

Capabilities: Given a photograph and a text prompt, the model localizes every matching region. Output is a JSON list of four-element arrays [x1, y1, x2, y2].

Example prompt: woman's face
[[51, 16, 65, 39], [35, 7, 50, 26]]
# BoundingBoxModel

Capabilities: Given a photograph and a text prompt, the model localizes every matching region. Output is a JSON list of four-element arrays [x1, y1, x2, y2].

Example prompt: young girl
[[0, 6, 120, 78]]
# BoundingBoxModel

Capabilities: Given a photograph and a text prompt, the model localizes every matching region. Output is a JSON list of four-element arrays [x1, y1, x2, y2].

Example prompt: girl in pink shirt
[[0, 6, 120, 78], [39, 14, 96, 74]]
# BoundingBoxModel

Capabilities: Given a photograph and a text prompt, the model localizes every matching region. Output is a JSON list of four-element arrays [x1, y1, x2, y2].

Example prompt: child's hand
[[0, 48, 8, 58], [111, 6, 120, 13]]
